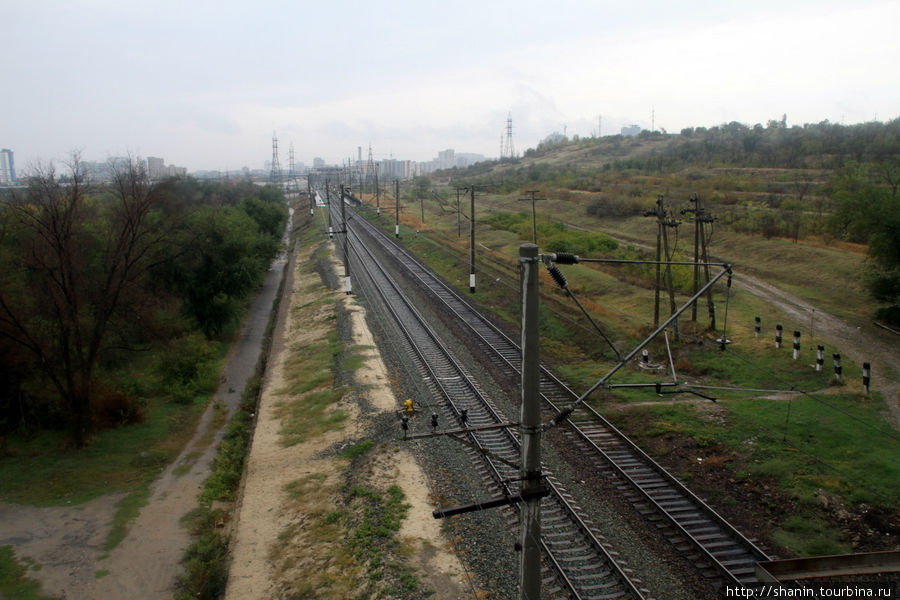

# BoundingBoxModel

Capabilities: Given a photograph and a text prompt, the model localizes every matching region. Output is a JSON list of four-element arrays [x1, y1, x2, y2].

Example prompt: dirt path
[[224, 242, 470, 599], [0, 244, 287, 600]]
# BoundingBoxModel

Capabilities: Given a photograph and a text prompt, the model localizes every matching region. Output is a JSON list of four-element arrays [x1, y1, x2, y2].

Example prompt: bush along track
[[175, 239, 289, 600]]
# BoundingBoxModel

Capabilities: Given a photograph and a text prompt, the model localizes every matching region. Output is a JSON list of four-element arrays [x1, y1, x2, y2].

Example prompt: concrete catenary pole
[[469, 186, 476, 293], [326, 180, 333, 239], [395, 179, 400, 238], [340, 184, 351, 295], [519, 243, 542, 600]]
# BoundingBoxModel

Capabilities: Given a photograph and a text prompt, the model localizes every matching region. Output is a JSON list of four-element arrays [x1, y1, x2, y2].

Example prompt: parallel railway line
[[338, 196, 774, 590], [328, 194, 649, 599]]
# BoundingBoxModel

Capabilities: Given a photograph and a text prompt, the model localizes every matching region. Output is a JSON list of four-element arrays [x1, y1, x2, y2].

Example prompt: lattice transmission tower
[[288, 143, 300, 194], [270, 131, 282, 186], [502, 112, 516, 160], [366, 144, 376, 194]]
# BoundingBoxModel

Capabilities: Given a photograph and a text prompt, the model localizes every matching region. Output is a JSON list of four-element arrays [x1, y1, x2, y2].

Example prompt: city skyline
[[3, 0, 898, 173]]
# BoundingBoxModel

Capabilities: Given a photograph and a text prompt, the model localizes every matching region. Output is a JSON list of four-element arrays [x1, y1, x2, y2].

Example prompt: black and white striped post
[[642, 349, 650, 365], [775, 324, 783, 348], [754, 316, 761, 337], [792, 331, 801, 360], [863, 362, 871, 395], [816, 345, 825, 372], [833, 353, 843, 383]]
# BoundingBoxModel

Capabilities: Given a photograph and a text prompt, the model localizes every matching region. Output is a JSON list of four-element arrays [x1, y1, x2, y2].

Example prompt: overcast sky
[[4, 0, 899, 172]]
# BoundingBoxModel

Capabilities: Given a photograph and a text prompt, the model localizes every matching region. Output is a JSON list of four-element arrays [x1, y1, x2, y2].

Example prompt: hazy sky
[[4, 0, 899, 172]]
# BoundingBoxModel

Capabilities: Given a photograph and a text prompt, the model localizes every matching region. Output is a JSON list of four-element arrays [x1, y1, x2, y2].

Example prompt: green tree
[[828, 169, 900, 320], [162, 205, 271, 338]]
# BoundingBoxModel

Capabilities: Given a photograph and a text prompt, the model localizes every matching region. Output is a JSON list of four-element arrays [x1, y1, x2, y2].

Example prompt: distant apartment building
[[375, 159, 418, 180], [621, 124, 641, 137], [419, 149, 485, 174], [0, 149, 16, 184], [147, 156, 166, 179], [313, 157, 326, 169], [378, 158, 405, 180], [145, 156, 186, 180], [437, 149, 455, 170]]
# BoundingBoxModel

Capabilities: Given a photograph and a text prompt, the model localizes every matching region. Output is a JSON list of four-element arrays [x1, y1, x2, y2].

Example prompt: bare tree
[[0, 154, 169, 446]]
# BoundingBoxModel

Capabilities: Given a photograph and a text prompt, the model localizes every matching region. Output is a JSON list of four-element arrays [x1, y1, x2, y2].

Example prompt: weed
[[340, 439, 375, 460], [103, 486, 152, 551], [0, 546, 60, 600]]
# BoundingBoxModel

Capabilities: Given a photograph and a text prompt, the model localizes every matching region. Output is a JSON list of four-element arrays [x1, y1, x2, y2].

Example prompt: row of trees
[[0, 156, 288, 446], [827, 163, 900, 322]]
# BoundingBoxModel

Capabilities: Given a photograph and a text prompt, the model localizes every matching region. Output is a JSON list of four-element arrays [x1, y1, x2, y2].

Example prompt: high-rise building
[[0, 149, 15, 184], [437, 149, 455, 170], [147, 156, 165, 179]]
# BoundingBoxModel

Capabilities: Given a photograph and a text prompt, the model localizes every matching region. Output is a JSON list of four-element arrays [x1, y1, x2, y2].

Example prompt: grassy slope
[[355, 137, 898, 558]]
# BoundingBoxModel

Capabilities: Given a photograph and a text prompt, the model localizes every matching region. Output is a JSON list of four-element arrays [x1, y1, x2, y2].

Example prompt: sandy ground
[[224, 242, 471, 598]]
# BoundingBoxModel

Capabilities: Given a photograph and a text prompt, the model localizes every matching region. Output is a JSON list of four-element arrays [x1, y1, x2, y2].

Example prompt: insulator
[[547, 265, 568, 289], [554, 252, 578, 265]]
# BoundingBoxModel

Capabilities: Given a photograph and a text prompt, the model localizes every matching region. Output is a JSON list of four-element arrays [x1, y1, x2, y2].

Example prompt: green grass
[[772, 515, 850, 557], [0, 546, 60, 600], [340, 439, 375, 460], [103, 486, 153, 551], [199, 376, 261, 504], [0, 398, 204, 506], [620, 391, 900, 510], [347, 484, 412, 585]]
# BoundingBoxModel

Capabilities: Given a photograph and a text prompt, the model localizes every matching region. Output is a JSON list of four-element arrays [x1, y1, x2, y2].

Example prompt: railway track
[[342, 198, 774, 590], [325, 193, 649, 600]]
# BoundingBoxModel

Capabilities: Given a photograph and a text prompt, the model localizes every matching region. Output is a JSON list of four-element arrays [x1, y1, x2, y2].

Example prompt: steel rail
[[339, 205, 647, 600], [348, 203, 771, 588]]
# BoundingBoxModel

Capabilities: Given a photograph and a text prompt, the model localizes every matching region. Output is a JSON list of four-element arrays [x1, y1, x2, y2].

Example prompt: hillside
[[353, 119, 900, 563], [430, 119, 899, 327]]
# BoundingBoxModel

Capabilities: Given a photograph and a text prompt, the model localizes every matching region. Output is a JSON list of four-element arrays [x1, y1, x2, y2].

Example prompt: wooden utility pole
[[699, 210, 716, 330], [646, 195, 664, 326], [645, 195, 679, 334], [660, 208, 680, 339], [683, 194, 717, 329], [518, 243, 542, 600], [518, 190, 545, 244], [456, 187, 462, 238]]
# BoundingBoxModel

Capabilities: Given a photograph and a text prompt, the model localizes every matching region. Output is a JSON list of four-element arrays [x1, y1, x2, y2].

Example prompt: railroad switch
[[403, 398, 415, 412], [459, 408, 468, 426], [430, 413, 439, 432], [400, 415, 409, 439]]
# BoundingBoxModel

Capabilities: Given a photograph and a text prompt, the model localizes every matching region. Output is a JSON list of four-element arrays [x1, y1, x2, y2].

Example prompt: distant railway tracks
[[330, 198, 648, 600], [324, 194, 773, 596]]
